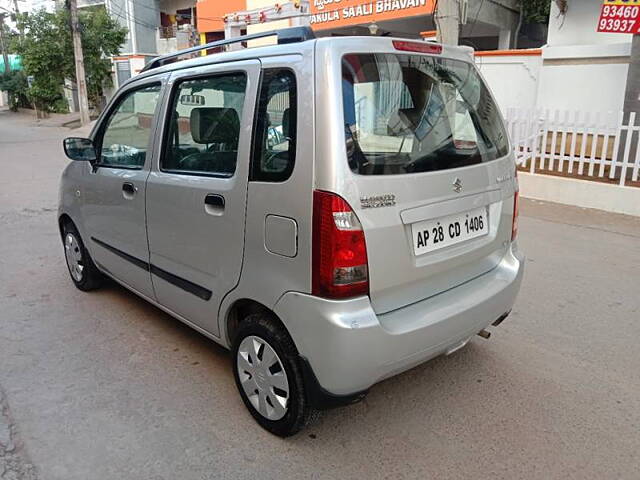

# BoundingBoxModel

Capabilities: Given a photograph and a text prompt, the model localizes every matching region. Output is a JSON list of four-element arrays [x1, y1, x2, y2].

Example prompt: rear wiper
[[401, 137, 452, 172]]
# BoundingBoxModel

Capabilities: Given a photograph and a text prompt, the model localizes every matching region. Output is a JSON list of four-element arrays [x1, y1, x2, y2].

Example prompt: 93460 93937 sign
[[597, 0, 640, 34]]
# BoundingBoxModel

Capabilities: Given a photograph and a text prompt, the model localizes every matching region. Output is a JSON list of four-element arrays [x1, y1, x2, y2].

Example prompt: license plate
[[411, 207, 488, 256]]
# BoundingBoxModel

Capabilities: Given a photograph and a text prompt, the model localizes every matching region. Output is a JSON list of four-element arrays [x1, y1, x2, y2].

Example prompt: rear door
[[145, 60, 260, 335], [317, 40, 517, 315]]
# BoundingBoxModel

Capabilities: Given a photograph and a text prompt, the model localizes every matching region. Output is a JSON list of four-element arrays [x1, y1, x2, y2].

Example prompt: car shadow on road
[[98, 277, 509, 442], [99, 277, 229, 354]]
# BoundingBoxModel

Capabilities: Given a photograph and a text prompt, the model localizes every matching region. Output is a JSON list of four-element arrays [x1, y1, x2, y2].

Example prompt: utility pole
[[68, 0, 90, 125], [435, 0, 461, 45], [13, 0, 25, 42], [623, 34, 640, 115], [0, 13, 10, 74], [621, 33, 640, 180]]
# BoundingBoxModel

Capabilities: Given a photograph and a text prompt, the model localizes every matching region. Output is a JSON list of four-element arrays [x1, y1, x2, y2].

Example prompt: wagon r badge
[[496, 173, 512, 183], [452, 178, 463, 193], [360, 194, 396, 209]]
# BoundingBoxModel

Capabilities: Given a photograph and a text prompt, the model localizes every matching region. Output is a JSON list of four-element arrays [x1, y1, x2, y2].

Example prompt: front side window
[[342, 54, 509, 175], [251, 69, 297, 182], [162, 73, 247, 176], [99, 84, 161, 168]]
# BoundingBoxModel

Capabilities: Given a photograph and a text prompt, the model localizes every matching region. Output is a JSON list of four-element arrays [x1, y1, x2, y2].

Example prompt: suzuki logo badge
[[452, 178, 463, 193]]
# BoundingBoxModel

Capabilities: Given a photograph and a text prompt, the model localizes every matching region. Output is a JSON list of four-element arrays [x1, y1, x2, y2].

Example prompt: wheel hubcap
[[64, 233, 84, 282], [237, 336, 289, 421]]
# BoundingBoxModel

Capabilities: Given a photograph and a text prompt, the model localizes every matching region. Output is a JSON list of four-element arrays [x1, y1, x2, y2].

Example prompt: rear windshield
[[342, 53, 509, 175]]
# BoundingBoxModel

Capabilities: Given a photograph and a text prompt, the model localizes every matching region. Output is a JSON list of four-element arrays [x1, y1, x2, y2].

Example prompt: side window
[[251, 69, 297, 182], [99, 84, 161, 168], [162, 73, 247, 177]]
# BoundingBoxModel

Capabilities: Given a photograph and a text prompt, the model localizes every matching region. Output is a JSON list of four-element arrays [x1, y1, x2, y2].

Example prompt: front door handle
[[122, 182, 137, 199], [204, 194, 225, 215]]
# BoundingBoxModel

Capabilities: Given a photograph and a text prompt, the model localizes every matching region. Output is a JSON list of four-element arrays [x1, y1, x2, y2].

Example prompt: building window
[[115, 60, 131, 88]]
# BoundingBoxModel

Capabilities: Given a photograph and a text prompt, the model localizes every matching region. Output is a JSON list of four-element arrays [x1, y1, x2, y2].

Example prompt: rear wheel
[[232, 313, 318, 437], [62, 222, 103, 291]]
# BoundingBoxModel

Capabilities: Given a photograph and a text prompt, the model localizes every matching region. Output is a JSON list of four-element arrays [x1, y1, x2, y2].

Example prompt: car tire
[[62, 221, 104, 291], [232, 313, 319, 437]]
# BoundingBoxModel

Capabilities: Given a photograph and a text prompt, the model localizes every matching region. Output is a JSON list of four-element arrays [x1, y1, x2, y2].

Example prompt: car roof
[[129, 36, 475, 86]]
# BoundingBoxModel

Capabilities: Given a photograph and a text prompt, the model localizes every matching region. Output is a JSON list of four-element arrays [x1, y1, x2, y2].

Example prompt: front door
[[81, 81, 164, 299], [145, 61, 260, 336]]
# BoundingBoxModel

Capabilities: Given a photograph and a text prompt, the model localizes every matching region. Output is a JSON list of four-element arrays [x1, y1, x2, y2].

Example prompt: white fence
[[505, 108, 640, 187]]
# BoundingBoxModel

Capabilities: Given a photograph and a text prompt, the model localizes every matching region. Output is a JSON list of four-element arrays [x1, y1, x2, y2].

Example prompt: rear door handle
[[204, 194, 225, 215], [122, 182, 137, 198]]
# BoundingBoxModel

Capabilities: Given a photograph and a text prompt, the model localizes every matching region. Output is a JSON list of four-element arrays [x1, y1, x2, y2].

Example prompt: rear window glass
[[342, 53, 509, 175]]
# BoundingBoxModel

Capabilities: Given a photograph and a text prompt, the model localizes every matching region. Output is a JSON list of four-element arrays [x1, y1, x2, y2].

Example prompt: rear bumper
[[274, 244, 525, 397]]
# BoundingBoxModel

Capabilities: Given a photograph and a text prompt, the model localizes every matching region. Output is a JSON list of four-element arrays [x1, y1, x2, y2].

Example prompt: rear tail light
[[312, 190, 369, 299], [511, 190, 519, 241], [392, 40, 443, 55]]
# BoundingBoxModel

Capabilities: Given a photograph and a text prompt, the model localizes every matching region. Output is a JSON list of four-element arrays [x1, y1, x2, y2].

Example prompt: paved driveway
[[1, 109, 639, 480]]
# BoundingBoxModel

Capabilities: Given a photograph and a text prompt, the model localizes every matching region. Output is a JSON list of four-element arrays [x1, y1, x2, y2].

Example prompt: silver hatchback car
[[59, 28, 524, 436]]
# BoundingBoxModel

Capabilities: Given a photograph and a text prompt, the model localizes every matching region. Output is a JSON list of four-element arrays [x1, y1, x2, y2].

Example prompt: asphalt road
[[1, 108, 639, 480]]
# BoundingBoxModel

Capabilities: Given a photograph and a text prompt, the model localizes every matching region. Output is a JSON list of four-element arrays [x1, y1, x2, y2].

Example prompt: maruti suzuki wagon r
[[59, 27, 524, 437]]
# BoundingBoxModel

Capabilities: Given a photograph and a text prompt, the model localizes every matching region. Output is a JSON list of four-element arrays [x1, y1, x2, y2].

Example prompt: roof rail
[[141, 26, 316, 73]]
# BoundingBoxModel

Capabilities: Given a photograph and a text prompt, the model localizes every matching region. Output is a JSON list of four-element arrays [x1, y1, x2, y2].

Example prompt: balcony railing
[[159, 25, 177, 39]]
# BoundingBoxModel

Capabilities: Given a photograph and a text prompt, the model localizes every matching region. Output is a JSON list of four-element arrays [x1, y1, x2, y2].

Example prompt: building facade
[[78, 0, 200, 90], [477, 1, 634, 116], [86, 0, 532, 100], [195, 0, 522, 51]]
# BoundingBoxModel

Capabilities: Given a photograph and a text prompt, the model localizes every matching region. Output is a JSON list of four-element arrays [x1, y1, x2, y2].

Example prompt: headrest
[[282, 108, 290, 138], [190, 107, 240, 146], [387, 108, 420, 135]]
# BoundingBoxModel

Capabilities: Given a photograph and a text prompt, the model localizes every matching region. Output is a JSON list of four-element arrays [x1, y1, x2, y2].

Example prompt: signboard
[[310, 0, 435, 30], [597, 0, 640, 34]]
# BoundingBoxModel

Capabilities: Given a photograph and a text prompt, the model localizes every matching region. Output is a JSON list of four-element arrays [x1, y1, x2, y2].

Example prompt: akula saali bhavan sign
[[310, 0, 435, 29]]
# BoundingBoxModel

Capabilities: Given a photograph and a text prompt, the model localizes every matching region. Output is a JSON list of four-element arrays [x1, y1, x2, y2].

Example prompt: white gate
[[505, 108, 640, 187]]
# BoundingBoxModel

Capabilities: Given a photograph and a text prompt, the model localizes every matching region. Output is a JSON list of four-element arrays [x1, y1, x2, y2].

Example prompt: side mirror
[[63, 137, 97, 162]]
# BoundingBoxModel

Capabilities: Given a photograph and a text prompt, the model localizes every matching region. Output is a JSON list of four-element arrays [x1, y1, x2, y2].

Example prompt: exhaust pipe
[[477, 311, 512, 340], [477, 329, 491, 339]]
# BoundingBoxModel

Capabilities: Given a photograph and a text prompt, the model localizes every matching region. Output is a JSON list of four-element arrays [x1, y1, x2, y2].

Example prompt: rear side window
[[162, 73, 247, 176], [342, 54, 509, 175], [251, 69, 297, 182]]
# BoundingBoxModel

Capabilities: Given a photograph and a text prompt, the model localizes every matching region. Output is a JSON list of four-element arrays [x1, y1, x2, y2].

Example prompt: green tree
[[73, 7, 127, 109], [15, 9, 68, 113], [522, 0, 552, 25], [0, 70, 28, 111], [15, 6, 126, 113], [1, 20, 19, 56]]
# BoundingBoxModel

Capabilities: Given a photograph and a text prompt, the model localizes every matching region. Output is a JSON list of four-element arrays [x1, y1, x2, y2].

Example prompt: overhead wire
[[122, 0, 226, 24], [467, 0, 486, 39], [109, 3, 157, 31], [112, 0, 309, 32], [432, 0, 440, 36]]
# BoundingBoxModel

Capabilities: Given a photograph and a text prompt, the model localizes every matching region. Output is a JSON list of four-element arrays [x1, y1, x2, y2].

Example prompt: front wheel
[[62, 222, 103, 291], [232, 314, 319, 437]]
